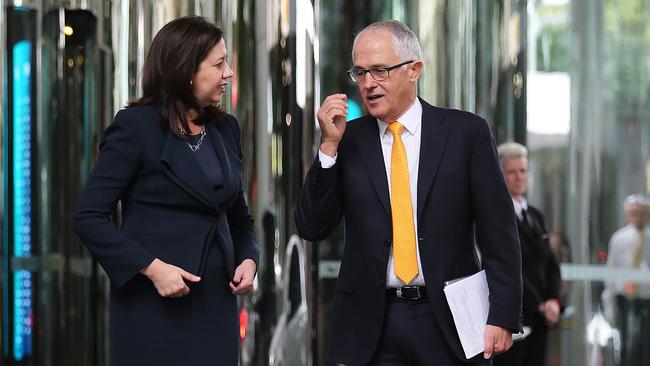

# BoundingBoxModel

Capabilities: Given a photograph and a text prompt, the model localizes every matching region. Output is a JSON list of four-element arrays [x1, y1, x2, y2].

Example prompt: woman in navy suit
[[73, 16, 259, 365]]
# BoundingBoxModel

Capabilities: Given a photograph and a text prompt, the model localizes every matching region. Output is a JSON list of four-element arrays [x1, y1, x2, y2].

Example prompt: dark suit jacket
[[295, 98, 522, 365], [518, 205, 561, 328], [73, 104, 258, 364]]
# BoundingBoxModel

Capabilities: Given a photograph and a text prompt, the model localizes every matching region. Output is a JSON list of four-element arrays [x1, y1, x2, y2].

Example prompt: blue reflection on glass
[[12, 40, 33, 361], [346, 99, 362, 121]]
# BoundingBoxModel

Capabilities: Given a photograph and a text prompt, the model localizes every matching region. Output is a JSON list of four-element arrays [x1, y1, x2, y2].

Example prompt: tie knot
[[387, 121, 404, 136]]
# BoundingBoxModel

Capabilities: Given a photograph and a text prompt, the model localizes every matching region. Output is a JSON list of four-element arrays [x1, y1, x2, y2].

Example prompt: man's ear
[[409, 60, 424, 82]]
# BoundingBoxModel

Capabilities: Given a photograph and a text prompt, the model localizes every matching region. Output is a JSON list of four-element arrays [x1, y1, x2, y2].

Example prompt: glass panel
[[527, 0, 650, 365], [4, 6, 37, 364], [40, 7, 100, 366]]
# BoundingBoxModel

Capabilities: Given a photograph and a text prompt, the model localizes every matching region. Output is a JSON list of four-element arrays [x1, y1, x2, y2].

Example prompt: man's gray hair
[[497, 142, 528, 161], [624, 194, 650, 211], [352, 19, 422, 62]]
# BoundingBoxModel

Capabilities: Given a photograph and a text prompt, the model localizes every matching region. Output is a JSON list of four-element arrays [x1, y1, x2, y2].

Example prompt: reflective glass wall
[[3, 4, 38, 364], [2, 1, 121, 364], [527, 1, 650, 365]]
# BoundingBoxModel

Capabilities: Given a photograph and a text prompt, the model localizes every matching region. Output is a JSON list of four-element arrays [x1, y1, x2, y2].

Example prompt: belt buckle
[[397, 286, 420, 300]]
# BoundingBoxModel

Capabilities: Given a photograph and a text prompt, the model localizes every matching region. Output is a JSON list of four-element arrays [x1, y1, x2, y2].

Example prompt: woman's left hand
[[230, 259, 257, 295]]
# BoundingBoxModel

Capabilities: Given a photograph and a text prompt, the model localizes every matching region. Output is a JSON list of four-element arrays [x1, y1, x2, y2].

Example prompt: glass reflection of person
[[494, 142, 562, 366], [602, 194, 650, 366], [73, 16, 259, 366]]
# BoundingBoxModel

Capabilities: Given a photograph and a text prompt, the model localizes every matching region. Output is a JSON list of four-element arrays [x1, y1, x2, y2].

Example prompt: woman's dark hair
[[129, 16, 224, 137]]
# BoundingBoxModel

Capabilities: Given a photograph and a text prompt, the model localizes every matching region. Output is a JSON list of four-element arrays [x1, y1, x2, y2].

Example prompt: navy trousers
[[368, 296, 491, 366]]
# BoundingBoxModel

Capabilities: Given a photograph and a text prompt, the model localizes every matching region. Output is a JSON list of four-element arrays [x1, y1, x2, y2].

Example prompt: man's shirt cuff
[[318, 150, 337, 169]]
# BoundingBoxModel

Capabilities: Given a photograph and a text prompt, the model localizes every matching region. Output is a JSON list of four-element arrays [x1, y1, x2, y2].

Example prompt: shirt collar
[[377, 98, 422, 137], [512, 197, 528, 217]]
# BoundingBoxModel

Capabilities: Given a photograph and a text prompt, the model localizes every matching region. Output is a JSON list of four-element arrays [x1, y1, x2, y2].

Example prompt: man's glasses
[[347, 60, 415, 83]]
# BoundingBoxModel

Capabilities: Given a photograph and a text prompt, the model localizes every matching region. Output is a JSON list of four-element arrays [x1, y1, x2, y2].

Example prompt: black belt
[[387, 286, 428, 300]]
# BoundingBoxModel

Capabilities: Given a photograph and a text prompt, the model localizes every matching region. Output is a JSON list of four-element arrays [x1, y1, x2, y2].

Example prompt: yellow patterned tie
[[387, 121, 418, 284]]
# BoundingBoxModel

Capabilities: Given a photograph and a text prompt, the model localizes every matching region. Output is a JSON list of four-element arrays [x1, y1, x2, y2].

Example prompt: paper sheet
[[443, 270, 490, 359]]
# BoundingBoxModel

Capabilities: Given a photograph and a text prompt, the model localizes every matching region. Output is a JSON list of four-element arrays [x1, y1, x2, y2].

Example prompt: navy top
[[187, 129, 224, 189]]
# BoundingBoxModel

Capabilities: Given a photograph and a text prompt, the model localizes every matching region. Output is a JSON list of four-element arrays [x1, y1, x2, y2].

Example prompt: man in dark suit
[[295, 20, 522, 365], [493, 142, 561, 366]]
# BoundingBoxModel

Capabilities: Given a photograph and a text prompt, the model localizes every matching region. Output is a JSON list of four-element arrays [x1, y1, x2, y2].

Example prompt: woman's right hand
[[141, 258, 201, 297]]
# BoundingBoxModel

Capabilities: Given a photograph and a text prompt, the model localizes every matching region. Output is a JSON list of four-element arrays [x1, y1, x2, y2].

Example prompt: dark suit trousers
[[615, 295, 650, 366], [368, 296, 491, 366]]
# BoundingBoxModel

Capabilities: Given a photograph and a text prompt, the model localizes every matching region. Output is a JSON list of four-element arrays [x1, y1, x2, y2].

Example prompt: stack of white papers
[[444, 270, 526, 359], [443, 270, 490, 359]]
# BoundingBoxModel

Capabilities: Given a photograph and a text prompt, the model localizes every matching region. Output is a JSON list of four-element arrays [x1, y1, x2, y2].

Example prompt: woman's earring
[[190, 80, 193, 85]]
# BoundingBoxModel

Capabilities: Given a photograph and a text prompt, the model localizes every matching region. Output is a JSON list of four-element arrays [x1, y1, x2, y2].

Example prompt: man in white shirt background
[[602, 194, 650, 365]]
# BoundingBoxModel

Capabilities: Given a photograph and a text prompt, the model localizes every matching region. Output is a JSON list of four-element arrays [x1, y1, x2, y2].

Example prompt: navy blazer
[[74, 104, 259, 289], [295, 98, 522, 365]]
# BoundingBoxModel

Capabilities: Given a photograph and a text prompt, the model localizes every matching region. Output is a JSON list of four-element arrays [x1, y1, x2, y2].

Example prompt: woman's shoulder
[[216, 112, 241, 134], [116, 104, 162, 120], [111, 104, 164, 132], [221, 112, 238, 125]]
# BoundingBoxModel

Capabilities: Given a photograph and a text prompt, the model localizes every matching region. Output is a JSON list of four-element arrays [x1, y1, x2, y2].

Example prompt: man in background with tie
[[295, 19, 522, 365], [494, 142, 562, 366], [602, 194, 650, 365]]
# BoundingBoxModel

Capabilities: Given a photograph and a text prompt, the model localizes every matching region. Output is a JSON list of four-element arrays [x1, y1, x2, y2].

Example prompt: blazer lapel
[[206, 121, 238, 203], [161, 129, 219, 210], [417, 99, 450, 220], [357, 116, 391, 215]]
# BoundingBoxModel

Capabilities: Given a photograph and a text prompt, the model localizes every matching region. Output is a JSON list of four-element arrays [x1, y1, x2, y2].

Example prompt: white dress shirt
[[512, 197, 529, 221], [318, 98, 425, 287], [602, 224, 650, 319]]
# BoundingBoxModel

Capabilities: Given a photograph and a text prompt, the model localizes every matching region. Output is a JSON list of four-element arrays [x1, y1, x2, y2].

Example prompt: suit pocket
[[335, 275, 356, 294]]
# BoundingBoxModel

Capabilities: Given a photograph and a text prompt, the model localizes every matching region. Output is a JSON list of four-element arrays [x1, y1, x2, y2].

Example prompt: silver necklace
[[185, 127, 206, 152]]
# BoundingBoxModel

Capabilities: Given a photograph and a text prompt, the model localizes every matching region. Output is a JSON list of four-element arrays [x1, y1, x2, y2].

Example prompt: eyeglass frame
[[347, 60, 415, 83]]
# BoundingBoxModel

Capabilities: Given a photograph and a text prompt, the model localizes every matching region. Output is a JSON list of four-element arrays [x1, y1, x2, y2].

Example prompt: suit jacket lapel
[[161, 129, 219, 210], [417, 99, 450, 220], [207, 121, 237, 204], [357, 116, 391, 215]]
